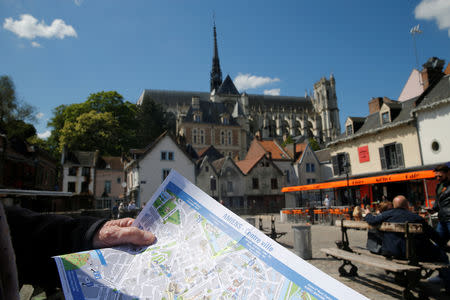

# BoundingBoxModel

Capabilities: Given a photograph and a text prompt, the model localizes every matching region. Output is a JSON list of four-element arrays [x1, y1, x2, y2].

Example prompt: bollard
[[280, 210, 287, 223], [292, 225, 312, 260], [246, 217, 256, 227]]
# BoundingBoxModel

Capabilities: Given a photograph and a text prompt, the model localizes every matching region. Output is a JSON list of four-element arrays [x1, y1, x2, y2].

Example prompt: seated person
[[364, 195, 450, 291], [352, 206, 363, 221], [366, 200, 393, 254]]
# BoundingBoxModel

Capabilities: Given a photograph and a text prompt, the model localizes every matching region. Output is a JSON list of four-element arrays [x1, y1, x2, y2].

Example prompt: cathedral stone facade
[[137, 24, 341, 159]]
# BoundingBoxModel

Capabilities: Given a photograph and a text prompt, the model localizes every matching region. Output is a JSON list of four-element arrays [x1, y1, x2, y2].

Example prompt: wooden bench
[[321, 220, 449, 299]]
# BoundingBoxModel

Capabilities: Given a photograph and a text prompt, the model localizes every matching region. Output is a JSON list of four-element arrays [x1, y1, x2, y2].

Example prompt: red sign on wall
[[358, 145, 370, 163]]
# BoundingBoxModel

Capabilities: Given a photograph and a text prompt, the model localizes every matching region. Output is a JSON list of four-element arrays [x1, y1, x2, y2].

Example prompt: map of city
[[54, 171, 365, 300]]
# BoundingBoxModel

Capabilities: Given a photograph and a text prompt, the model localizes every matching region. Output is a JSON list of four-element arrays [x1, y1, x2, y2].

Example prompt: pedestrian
[[112, 203, 119, 219], [429, 164, 450, 243], [118, 202, 125, 219], [324, 194, 330, 209]]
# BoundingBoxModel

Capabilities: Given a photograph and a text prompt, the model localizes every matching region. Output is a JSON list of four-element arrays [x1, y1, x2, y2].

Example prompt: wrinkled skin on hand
[[92, 218, 156, 248]]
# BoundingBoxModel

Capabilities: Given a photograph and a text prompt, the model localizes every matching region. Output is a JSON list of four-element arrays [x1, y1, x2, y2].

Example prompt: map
[[54, 170, 367, 300]]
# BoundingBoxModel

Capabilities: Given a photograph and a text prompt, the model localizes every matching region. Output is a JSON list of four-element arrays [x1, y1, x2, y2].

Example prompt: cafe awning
[[281, 170, 436, 193]]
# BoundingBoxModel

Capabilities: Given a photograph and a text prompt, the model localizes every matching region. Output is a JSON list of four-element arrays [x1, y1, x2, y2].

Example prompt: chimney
[[368, 97, 383, 114], [421, 57, 445, 90]]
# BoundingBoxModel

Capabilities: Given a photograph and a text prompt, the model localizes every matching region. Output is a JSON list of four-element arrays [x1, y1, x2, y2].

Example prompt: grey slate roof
[[139, 89, 313, 110], [414, 74, 450, 110], [65, 151, 96, 166], [329, 97, 418, 145], [183, 100, 240, 125], [217, 75, 239, 95]]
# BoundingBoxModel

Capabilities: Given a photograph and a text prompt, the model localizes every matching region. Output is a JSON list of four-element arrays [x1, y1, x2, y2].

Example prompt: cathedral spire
[[210, 18, 222, 92]]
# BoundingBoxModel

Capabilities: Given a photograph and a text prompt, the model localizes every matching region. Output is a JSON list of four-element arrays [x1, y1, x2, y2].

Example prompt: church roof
[[216, 75, 239, 95], [247, 94, 313, 110], [183, 100, 240, 125]]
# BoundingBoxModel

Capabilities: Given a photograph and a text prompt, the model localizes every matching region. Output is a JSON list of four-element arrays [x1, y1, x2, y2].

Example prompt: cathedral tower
[[210, 22, 223, 92]]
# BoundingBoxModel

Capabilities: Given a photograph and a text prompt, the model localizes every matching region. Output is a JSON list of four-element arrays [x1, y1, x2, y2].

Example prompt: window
[[381, 112, 390, 124], [271, 178, 278, 189], [431, 140, 440, 153], [379, 143, 404, 170], [227, 181, 233, 192], [205, 166, 209, 172], [193, 129, 198, 144], [81, 181, 89, 193], [162, 169, 171, 181], [220, 130, 225, 145], [346, 124, 353, 135], [161, 151, 174, 161], [104, 181, 111, 194], [227, 130, 232, 145], [252, 178, 259, 189], [307, 178, 316, 184], [82, 167, 90, 176], [200, 129, 205, 144], [194, 114, 201, 122], [68, 182, 76, 192], [117, 177, 121, 183], [68, 167, 77, 176], [331, 152, 350, 176], [306, 163, 315, 173], [222, 117, 229, 125], [210, 178, 216, 190]]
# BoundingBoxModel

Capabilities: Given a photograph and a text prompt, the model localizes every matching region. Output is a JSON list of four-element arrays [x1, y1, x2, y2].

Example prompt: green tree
[[59, 111, 120, 155], [135, 98, 175, 148], [47, 91, 139, 156], [309, 137, 320, 151], [0, 75, 36, 126]]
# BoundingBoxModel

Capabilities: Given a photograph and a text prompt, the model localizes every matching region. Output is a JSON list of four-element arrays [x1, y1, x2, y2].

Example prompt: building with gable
[[137, 23, 341, 159], [123, 131, 196, 207]]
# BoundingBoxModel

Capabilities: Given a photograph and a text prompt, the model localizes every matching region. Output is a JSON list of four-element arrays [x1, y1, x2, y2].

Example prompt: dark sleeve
[[5, 206, 107, 288], [364, 212, 388, 225]]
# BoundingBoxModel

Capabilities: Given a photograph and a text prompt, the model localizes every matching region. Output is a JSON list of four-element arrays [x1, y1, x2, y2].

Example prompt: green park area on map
[[158, 199, 177, 218], [60, 253, 90, 271]]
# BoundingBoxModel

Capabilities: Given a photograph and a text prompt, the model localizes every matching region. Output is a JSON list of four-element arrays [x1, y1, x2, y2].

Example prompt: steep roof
[[413, 74, 450, 110], [216, 75, 239, 95], [235, 155, 264, 175], [257, 140, 292, 160], [197, 145, 224, 162], [65, 151, 97, 166], [211, 157, 226, 173], [183, 100, 240, 125]]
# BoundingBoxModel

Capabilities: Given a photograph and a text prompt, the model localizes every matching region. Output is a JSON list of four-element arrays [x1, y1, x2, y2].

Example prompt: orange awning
[[281, 170, 436, 193]]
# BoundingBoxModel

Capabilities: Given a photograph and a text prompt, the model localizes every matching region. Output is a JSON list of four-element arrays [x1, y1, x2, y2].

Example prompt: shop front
[[282, 168, 438, 208]]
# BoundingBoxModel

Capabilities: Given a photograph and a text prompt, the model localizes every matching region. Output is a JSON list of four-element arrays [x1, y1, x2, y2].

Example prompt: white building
[[124, 132, 196, 207], [412, 73, 450, 165], [61, 150, 97, 195]]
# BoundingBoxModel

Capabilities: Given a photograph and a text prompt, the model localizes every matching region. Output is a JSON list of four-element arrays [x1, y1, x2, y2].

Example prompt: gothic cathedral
[[137, 24, 341, 159]]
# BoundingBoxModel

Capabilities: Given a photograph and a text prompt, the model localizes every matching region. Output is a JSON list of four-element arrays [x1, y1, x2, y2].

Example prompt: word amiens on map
[[223, 213, 275, 252]]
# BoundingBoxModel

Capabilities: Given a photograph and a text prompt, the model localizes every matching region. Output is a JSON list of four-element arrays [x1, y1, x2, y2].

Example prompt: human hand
[[363, 208, 371, 215], [92, 218, 156, 248]]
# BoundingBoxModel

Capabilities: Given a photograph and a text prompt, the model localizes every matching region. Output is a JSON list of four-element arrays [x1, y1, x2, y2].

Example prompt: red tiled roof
[[235, 155, 264, 175], [197, 146, 211, 157], [258, 140, 291, 160]]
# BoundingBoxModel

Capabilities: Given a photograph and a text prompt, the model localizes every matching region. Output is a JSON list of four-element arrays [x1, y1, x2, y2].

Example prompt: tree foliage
[[0, 75, 37, 140], [59, 111, 120, 154], [309, 137, 321, 151], [47, 91, 175, 156]]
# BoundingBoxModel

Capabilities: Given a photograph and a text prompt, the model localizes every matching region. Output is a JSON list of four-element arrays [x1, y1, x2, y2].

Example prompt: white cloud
[[264, 88, 281, 96], [37, 130, 51, 139], [36, 112, 44, 119], [234, 73, 280, 91], [31, 41, 41, 48], [415, 0, 450, 37], [74, 0, 83, 6], [3, 14, 77, 40]]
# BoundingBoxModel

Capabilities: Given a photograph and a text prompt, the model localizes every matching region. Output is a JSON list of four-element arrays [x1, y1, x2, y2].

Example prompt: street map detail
[[54, 170, 367, 300]]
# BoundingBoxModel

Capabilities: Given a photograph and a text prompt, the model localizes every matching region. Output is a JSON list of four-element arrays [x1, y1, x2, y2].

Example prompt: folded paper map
[[54, 170, 366, 299]]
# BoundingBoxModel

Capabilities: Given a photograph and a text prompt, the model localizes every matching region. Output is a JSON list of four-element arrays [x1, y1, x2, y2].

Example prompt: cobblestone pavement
[[245, 214, 450, 300]]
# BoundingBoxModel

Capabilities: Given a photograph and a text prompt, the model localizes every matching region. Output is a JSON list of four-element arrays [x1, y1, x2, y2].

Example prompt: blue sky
[[1, 0, 449, 138]]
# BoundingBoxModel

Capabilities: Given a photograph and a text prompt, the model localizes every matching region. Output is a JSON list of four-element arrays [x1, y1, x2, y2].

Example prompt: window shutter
[[345, 153, 351, 175], [331, 155, 338, 176], [379, 147, 387, 170], [395, 143, 404, 167]]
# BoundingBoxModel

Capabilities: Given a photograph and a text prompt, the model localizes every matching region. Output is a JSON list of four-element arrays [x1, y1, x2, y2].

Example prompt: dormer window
[[346, 124, 353, 135], [381, 111, 390, 124], [222, 116, 229, 125], [194, 114, 201, 122]]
